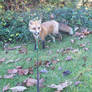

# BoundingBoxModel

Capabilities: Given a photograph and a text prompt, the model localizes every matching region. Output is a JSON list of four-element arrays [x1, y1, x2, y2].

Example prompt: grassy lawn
[[0, 34, 92, 92]]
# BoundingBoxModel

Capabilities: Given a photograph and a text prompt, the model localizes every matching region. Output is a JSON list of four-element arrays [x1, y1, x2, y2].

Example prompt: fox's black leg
[[42, 40, 45, 49]]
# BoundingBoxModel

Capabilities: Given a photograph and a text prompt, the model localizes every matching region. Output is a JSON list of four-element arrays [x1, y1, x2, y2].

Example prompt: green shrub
[[0, 7, 92, 43]]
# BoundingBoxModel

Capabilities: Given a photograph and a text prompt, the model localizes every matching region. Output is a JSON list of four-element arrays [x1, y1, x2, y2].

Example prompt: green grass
[[0, 34, 92, 92]]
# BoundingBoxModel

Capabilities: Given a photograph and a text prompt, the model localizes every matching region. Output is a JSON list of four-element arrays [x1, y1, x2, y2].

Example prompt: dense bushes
[[0, 6, 92, 43], [0, 11, 32, 43]]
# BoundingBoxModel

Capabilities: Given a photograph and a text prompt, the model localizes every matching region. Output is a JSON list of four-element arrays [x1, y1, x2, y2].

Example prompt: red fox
[[29, 20, 73, 49]]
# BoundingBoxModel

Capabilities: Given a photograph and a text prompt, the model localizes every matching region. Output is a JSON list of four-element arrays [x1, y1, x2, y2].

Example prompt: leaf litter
[[48, 80, 72, 91]]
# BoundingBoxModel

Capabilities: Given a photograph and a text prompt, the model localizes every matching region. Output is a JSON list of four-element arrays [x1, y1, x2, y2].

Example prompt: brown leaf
[[26, 58, 32, 62], [72, 49, 79, 53], [75, 32, 81, 36], [44, 60, 51, 67], [34, 61, 42, 67], [24, 78, 45, 88], [10, 86, 27, 92], [17, 69, 29, 75], [8, 69, 17, 74], [18, 46, 27, 54], [82, 28, 90, 35], [51, 66, 55, 70], [0, 58, 5, 63], [55, 91, 61, 92], [3, 74, 15, 79], [6, 58, 21, 64], [65, 56, 73, 61], [17, 69, 24, 75], [51, 60, 58, 64], [7, 46, 21, 51], [48, 80, 72, 91], [79, 44, 86, 48], [25, 78, 37, 87], [23, 69, 29, 75], [51, 59, 59, 64], [70, 39, 75, 44], [39, 78, 45, 88], [14, 46, 21, 49], [16, 66, 22, 69], [3, 84, 10, 92], [83, 48, 88, 51], [28, 67, 33, 74]]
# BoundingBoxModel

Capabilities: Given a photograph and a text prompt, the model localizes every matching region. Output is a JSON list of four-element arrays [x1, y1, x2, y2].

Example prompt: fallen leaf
[[6, 58, 21, 64], [28, 67, 33, 74], [26, 58, 32, 62], [10, 86, 27, 92], [17, 69, 29, 75], [18, 46, 27, 54], [62, 47, 73, 55], [40, 68, 48, 73], [34, 61, 42, 67], [48, 80, 72, 91], [72, 49, 79, 53], [23, 69, 29, 75], [15, 58, 21, 62], [74, 81, 81, 86], [82, 28, 90, 35], [83, 48, 88, 51], [7, 46, 21, 51], [65, 56, 73, 61], [75, 32, 81, 36], [3, 74, 15, 79], [70, 39, 75, 44], [16, 66, 22, 69], [51, 60, 58, 64], [79, 43, 86, 48], [44, 60, 51, 67], [0, 58, 5, 63], [55, 91, 61, 92], [63, 70, 71, 76], [51, 66, 55, 70], [14, 46, 21, 49], [8, 69, 17, 74], [6, 60, 14, 64], [16, 82, 23, 86], [58, 67, 62, 71], [3, 84, 10, 92], [24, 78, 45, 87], [39, 78, 45, 88], [25, 78, 37, 87]]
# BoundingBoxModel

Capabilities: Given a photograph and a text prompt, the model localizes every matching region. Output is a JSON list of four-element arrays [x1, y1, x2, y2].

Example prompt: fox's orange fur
[[29, 20, 73, 49]]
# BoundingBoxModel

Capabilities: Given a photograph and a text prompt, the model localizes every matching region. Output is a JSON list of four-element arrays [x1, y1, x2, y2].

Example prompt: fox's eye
[[33, 28, 36, 30], [38, 27, 40, 30]]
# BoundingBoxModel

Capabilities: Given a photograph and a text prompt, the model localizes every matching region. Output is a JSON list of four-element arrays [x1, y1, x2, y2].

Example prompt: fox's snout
[[34, 31, 40, 36]]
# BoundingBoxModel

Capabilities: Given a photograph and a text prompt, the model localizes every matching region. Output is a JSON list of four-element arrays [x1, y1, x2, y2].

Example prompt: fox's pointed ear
[[29, 20, 33, 25], [38, 20, 41, 24]]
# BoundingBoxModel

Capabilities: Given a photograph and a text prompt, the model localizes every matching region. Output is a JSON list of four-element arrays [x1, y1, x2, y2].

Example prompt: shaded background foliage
[[0, 0, 92, 43]]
